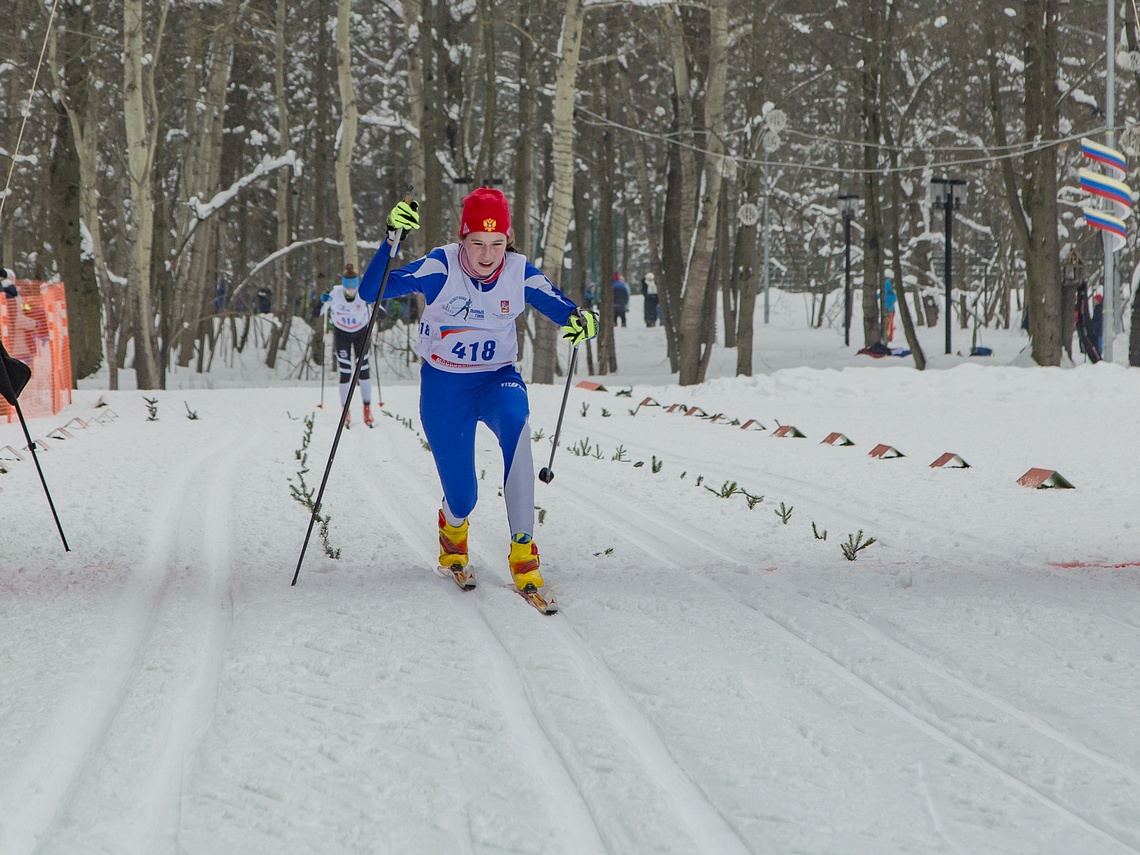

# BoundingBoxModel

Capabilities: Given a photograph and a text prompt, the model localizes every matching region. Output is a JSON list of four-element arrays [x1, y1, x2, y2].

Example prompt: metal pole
[[944, 190, 953, 355], [1104, 0, 1117, 361], [762, 160, 771, 324], [843, 212, 852, 347]]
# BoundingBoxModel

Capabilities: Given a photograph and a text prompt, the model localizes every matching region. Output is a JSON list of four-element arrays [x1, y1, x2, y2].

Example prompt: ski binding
[[436, 562, 476, 590]]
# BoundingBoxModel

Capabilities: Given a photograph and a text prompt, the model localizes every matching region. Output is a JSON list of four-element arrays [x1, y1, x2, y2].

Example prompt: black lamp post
[[839, 194, 861, 347], [930, 177, 967, 355]]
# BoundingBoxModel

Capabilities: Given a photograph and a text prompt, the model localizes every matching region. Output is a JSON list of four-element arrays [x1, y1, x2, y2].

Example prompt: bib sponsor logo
[[443, 296, 473, 319], [500, 300, 510, 314]]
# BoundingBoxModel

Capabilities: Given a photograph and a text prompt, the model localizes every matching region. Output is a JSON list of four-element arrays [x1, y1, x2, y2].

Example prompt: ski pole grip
[[389, 188, 416, 257]]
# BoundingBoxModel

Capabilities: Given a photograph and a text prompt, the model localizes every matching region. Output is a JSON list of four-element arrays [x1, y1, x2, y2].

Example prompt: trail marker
[[930, 452, 970, 469], [1017, 468, 1074, 489], [869, 444, 904, 459]]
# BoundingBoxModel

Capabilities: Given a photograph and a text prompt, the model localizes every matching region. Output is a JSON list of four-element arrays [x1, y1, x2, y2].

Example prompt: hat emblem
[[483, 217, 497, 232]]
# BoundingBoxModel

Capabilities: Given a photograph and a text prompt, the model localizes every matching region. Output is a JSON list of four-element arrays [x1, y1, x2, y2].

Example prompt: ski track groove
[[554, 466, 1140, 855], [347, 426, 612, 855], [0, 432, 255, 855], [574, 417, 1140, 656], [353, 422, 759, 855]]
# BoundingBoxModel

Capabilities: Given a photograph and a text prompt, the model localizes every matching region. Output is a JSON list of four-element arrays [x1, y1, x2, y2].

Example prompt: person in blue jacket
[[360, 188, 597, 592], [883, 278, 897, 342]]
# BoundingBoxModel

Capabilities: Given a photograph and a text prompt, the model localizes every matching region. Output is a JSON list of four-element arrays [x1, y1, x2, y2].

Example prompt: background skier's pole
[[538, 345, 579, 484], [292, 215, 409, 586], [318, 325, 327, 408]]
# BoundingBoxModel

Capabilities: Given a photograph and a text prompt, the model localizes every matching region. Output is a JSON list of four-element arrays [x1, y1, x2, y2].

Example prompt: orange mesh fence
[[1, 280, 73, 422]]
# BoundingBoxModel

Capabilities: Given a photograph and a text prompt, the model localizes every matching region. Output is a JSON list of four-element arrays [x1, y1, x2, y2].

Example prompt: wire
[[0, 0, 63, 230], [576, 105, 1118, 177]]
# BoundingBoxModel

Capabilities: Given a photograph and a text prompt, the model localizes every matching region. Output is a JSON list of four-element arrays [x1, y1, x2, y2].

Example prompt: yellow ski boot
[[508, 533, 544, 590], [438, 510, 474, 589]]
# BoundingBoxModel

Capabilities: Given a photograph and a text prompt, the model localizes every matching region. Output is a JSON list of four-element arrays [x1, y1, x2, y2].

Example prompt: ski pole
[[0, 349, 69, 551], [317, 325, 326, 408], [538, 345, 579, 484], [292, 198, 412, 586]]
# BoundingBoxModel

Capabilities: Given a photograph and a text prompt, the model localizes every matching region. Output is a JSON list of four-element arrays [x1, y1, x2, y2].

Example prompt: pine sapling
[[184, 402, 199, 420], [288, 414, 340, 560], [143, 396, 159, 421], [580, 402, 589, 417], [611, 444, 628, 462], [841, 529, 876, 561], [812, 521, 828, 540], [775, 502, 793, 524], [741, 489, 764, 510], [652, 456, 663, 473], [706, 479, 739, 498], [601, 408, 611, 418]]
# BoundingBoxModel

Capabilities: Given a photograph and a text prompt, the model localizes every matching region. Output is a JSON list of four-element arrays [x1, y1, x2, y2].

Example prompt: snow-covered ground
[[2, 289, 1139, 854]]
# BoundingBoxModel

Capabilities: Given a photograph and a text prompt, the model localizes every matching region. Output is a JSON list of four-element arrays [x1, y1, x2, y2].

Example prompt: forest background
[[3, 0, 1140, 391]]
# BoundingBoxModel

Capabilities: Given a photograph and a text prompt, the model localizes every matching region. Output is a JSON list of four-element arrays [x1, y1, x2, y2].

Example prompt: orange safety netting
[[0, 280, 72, 422]]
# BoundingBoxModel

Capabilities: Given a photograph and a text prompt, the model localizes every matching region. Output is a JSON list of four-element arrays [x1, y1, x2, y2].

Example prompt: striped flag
[[1082, 208, 1127, 253], [1079, 137, 1130, 251], [1081, 137, 1127, 178]]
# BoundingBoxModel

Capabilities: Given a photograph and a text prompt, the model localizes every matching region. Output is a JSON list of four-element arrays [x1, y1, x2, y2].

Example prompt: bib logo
[[483, 217, 498, 232], [500, 300, 510, 314], [443, 296, 473, 319]]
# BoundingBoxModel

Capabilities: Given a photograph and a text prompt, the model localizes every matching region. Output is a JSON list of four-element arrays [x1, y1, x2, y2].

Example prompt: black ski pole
[[292, 209, 411, 586], [0, 354, 69, 551], [538, 344, 579, 484], [317, 326, 327, 408]]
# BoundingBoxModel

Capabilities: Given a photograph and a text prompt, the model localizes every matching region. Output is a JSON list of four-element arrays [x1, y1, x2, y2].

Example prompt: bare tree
[[122, 0, 169, 389]]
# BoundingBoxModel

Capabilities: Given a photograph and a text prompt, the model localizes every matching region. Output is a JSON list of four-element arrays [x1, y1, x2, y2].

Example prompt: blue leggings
[[419, 364, 534, 536]]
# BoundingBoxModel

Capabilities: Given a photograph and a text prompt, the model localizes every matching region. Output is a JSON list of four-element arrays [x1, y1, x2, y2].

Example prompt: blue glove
[[320, 291, 331, 303], [561, 308, 599, 346]]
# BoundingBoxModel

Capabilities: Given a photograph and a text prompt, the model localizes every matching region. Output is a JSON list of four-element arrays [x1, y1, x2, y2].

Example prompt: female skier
[[359, 188, 597, 596], [320, 263, 376, 427]]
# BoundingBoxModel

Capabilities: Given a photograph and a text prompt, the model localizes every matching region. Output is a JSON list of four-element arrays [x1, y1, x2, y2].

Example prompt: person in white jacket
[[319, 263, 376, 427]]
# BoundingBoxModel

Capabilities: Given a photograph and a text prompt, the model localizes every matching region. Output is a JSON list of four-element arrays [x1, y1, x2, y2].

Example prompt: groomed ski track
[[1, 384, 1138, 854]]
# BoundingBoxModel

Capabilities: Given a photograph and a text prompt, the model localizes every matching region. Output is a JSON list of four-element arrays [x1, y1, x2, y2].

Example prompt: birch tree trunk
[[534, 0, 586, 384], [335, 0, 359, 270], [677, 0, 728, 386], [123, 0, 168, 389], [267, 0, 295, 370]]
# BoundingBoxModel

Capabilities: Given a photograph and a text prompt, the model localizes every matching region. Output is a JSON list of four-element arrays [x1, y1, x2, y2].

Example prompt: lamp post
[[930, 177, 967, 355], [838, 194, 861, 347]]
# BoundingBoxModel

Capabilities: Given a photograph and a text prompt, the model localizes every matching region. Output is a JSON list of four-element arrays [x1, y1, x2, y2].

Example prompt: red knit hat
[[460, 188, 511, 237]]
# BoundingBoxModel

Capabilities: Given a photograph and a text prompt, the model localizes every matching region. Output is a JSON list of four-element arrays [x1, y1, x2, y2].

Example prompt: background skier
[[320, 263, 376, 427]]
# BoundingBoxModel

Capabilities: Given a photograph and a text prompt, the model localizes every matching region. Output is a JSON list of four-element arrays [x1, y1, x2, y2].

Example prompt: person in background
[[612, 272, 630, 327], [320, 263, 376, 427], [584, 280, 596, 309], [641, 272, 659, 328], [1090, 292, 1104, 357], [359, 188, 598, 594], [883, 279, 897, 342], [1, 267, 17, 299]]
